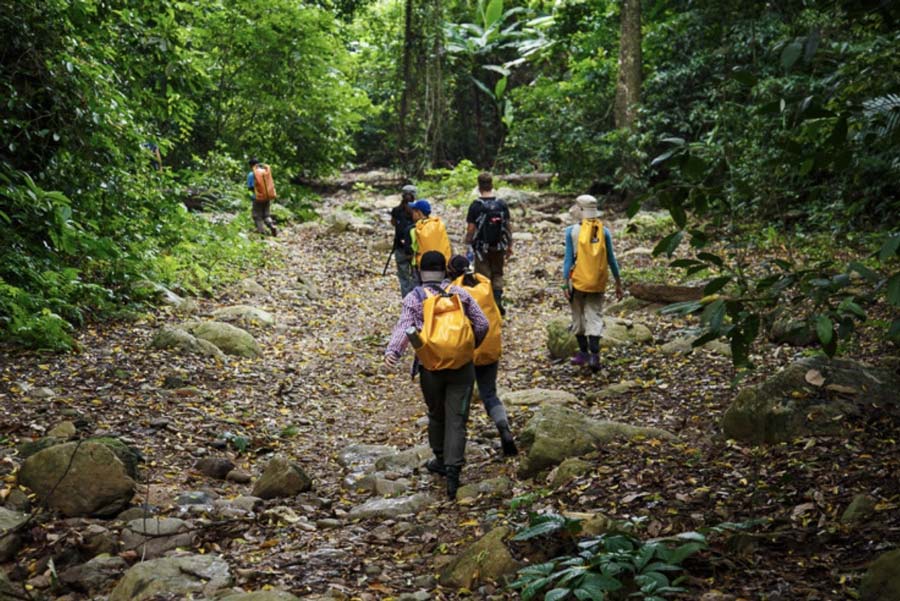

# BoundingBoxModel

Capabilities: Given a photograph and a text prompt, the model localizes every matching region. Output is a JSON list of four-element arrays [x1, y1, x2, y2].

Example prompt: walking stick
[[382, 249, 395, 276]]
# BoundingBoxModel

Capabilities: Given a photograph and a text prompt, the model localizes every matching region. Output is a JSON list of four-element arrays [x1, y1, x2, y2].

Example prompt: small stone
[[231, 495, 263, 513], [177, 491, 216, 506], [3, 489, 31, 512], [252, 456, 313, 499], [316, 518, 342, 529], [121, 517, 195, 559], [195, 457, 236, 480], [59, 555, 128, 593], [47, 421, 77, 439], [226, 469, 252, 484], [116, 506, 157, 522], [30, 387, 56, 399]]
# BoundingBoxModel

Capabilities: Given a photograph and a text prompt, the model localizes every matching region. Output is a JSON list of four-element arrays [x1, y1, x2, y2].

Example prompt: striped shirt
[[385, 280, 489, 360]]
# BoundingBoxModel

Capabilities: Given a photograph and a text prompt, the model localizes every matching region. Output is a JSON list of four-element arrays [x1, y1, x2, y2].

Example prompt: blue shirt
[[247, 171, 255, 199], [562, 224, 620, 284]]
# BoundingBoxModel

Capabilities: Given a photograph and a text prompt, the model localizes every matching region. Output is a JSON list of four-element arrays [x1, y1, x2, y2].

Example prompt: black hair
[[249, 158, 260, 166]]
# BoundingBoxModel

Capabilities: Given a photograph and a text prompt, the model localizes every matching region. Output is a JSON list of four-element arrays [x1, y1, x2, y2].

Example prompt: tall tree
[[398, 0, 415, 163], [614, 0, 642, 129]]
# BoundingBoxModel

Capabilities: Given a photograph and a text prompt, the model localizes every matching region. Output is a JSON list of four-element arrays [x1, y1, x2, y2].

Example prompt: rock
[[601, 317, 653, 347], [59, 555, 128, 592], [504, 388, 577, 407], [357, 474, 409, 496], [0, 507, 28, 535], [227, 469, 253, 483], [548, 457, 592, 488], [47, 421, 77, 439], [151, 325, 226, 361], [212, 305, 276, 328], [661, 337, 694, 356], [18, 441, 136, 517], [316, 518, 342, 529], [841, 494, 877, 526], [337, 444, 397, 470], [219, 592, 302, 601], [182, 321, 261, 358], [116, 506, 156, 522], [231, 496, 263, 513], [593, 380, 638, 400], [511, 232, 534, 242], [3, 489, 30, 512], [768, 319, 817, 346], [0, 530, 21, 563], [374, 445, 431, 473], [518, 404, 675, 477], [261, 506, 302, 525], [17, 436, 67, 459], [546, 318, 577, 359], [177, 490, 215, 506], [722, 357, 900, 444], [121, 517, 195, 558], [109, 554, 232, 601], [29, 386, 56, 399], [605, 296, 650, 314], [252, 456, 313, 499], [238, 278, 269, 297], [705, 340, 732, 357], [860, 548, 900, 601], [326, 210, 369, 234], [348, 493, 435, 520], [0, 570, 25, 601], [456, 477, 512, 501], [439, 526, 519, 588], [622, 246, 654, 258], [89, 437, 142, 478], [196, 457, 236, 480], [78, 523, 118, 556], [494, 187, 540, 207]]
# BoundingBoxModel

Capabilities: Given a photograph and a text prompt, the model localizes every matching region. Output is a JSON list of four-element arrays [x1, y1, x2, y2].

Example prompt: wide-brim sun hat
[[572, 194, 600, 219]]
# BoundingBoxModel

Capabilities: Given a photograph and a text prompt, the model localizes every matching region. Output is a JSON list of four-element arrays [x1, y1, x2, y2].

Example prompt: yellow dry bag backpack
[[414, 217, 452, 268], [570, 218, 609, 293], [253, 165, 277, 202], [413, 285, 475, 371], [452, 273, 501, 366]]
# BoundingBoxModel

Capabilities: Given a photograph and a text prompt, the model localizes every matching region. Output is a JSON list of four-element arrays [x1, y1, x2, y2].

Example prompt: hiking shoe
[[446, 466, 460, 500], [270, 225, 278, 237], [588, 353, 600, 372], [425, 458, 447, 476], [499, 425, 518, 457], [571, 351, 588, 366]]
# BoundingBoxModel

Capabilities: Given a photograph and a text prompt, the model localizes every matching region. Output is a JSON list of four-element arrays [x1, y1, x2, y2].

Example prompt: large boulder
[[860, 548, 900, 601], [252, 456, 313, 499], [211, 305, 275, 328], [183, 321, 261, 358], [151, 325, 226, 360], [109, 554, 232, 601], [722, 357, 900, 444], [18, 441, 135, 517], [518, 404, 675, 477], [439, 527, 519, 588]]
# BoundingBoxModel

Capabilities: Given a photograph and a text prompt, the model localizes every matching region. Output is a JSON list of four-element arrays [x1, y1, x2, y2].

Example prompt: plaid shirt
[[385, 280, 489, 359]]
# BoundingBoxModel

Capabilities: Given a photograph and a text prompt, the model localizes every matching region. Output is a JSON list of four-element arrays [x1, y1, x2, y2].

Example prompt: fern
[[862, 93, 900, 137]]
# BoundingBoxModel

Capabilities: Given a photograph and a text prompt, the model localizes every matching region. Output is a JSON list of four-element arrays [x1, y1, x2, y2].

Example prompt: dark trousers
[[252, 200, 275, 234], [420, 362, 475, 469], [475, 362, 501, 414]]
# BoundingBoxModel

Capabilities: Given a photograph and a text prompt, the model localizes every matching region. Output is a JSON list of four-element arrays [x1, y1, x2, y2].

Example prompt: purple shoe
[[571, 351, 588, 366], [588, 353, 600, 372]]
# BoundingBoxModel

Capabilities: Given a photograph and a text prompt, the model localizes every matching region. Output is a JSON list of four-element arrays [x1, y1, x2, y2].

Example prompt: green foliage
[[509, 514, 707, 601], [418, 159, 481, 206]]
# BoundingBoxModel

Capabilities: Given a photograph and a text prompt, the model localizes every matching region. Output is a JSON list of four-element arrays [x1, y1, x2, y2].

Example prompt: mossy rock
[[860, 548, 900, 601], [439, 527, 519, 589], [89, 437, 142, 479], [547, 318, 577, 359], [183, 320, 261, 358]]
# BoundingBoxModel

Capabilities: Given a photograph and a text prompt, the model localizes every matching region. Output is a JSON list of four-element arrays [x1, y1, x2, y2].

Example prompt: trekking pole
[[382, 249, 395, 276]]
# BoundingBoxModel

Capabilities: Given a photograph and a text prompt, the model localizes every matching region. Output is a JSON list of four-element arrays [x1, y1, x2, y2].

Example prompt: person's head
[[447, 254, 471, 280], [249, 158, 260, 167], [401, 184, 417, 204], [477, 172, 493, 194], [419, 250, 446, 282], [571, 194, 600, 220], [409, 199, 432, 220]]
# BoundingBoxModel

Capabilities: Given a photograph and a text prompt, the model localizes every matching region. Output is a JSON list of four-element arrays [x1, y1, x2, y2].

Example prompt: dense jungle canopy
[[1, 1, 900, 600]]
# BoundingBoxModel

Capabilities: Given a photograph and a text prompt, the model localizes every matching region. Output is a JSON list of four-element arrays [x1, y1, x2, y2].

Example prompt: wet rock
[[722, 357, 900, 444], [121, 517, 195, 558], [439, 527, 519, 589], [18, 441, 135, 517], [252, 456, 313, 499], [59, 555, 128, 592], [348, 493, 435, 520], [109, 554, 232, 601], [518, 404, 675, 477]]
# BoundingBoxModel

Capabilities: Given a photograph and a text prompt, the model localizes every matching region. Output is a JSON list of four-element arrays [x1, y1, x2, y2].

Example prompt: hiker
[[141, 141, 162, 171], [408, 199, 452, 281], [384, 251, 489, 500], [563, 194, 624, 372], [390, 184, 417, 298], [465, 172, 512, 316], [447, 254, 517, 456], [247, 158, 278, 236]]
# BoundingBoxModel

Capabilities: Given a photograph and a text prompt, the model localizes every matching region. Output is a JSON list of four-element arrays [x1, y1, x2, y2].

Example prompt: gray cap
[[401, 184, 417, 195]]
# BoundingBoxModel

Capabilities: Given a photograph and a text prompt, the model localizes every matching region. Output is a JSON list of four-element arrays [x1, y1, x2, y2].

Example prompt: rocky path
[[2, 183, 899, 600]]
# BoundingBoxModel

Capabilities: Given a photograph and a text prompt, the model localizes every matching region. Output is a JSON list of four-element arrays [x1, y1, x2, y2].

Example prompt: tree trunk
[[614, 0, 642, 130], [398, 0, 414, 160]]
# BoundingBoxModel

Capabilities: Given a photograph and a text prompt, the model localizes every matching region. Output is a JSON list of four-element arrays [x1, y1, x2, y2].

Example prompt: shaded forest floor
[[1, 181, 898, 600]]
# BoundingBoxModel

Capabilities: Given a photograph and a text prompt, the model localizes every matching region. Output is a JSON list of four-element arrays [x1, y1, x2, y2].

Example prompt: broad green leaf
[[879, 235, 900, 262], [887, 274, 900, 307], [847, 261, 878, 282], [484, 0, 503, 28], [816, 315, 833, 345], [652, 231, 684, 258], [544, 588, 570, 601], [494, 76, 508, 98], [702, 299, 726, 332], [703, 276, 731, 295], [781, 40, 804, 70]]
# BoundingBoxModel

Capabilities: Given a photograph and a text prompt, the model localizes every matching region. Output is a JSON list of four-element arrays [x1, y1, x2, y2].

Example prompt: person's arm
[[385, 293, 422, 364], [464, 202, 479, 245], [503, 202, 513, 257], [562, 225, 575, 284], [465, 222, 476, 245], [455, 287, 489, 346], [604, 227, 624, 299], [247, 171, 255, 193]]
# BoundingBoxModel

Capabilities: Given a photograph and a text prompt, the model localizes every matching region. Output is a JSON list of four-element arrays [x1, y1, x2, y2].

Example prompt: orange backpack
[[452, 273, 501, 365], [413, 285, 475, 371], [253, 165, 277, 202], [570, 218, 609, 293], [414, 217, 452, 267]]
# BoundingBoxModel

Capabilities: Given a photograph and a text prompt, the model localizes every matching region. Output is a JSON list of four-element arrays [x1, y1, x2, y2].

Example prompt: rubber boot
[[588, 353, 601, 373], [446, 466, 461, 500], [425, 458, 447, 476], [498, 423, 518, 457], [493, 289, 506, 317]]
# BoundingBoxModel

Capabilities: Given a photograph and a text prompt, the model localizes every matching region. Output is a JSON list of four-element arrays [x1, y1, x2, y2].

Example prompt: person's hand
[[615, 280, 624, 301], [562, 284, 572, 302], [466, 246, 474, 263], [384, 354, 399, 369], [505, 247, 514, 259]]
